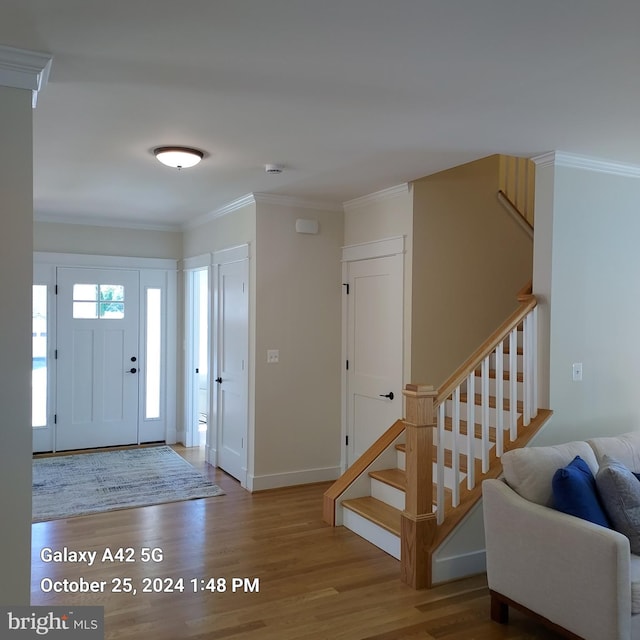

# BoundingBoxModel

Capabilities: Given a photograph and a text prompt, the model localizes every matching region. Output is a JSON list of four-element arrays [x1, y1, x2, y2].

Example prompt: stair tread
[[459, 393, 523, 413], [396, 444, 471, 473], [369, 467, 454, 502], [342, 496, 401, 536], [369, 468, 406, 490], [475, 368, 524, 382], [444, 417, 497, 442]]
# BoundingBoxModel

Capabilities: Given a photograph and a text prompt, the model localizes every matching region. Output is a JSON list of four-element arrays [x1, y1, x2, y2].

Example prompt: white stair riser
[[397, 449, 405, 470], [342, 508, 400, 560], [483, 378, 523, 398], [393, 451, 467, 488], [490, 352, 523, 372], [370, 478, 405, 511], [444, 400, 517, 425], [437, 431, 496, 459]]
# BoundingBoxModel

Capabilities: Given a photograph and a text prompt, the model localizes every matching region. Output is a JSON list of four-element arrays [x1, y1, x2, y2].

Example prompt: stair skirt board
[[431, 548, 487, 585], [342, 508, 401, 560], [431, 501, 487, 584]]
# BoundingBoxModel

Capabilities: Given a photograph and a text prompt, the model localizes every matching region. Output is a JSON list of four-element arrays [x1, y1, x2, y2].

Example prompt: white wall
[[534, 158, 640, 444], [0, 86, 33, 604], [343, 185, 413, 384], [35, 221, 182, 259], [251, 201, 344, 489]]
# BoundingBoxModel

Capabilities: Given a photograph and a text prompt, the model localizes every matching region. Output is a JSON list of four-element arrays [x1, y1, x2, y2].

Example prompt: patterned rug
[[32, 446, 224, 522]]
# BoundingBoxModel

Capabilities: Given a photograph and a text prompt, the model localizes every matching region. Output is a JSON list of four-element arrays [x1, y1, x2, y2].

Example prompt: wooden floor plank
[[30, 445, 565, 639]]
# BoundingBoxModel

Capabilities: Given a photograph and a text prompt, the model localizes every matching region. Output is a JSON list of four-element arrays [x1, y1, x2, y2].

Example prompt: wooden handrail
[[497, 190, 534, 240], [436, 294, 537, 406], [516, 280, 533, 301], [322, 418, 405, 526]]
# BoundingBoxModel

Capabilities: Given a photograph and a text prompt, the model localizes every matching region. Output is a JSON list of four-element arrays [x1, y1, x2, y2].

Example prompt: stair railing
[[404, 286, 538, 530]]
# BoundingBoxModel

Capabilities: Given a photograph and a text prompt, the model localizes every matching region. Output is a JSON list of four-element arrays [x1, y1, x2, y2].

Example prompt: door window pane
[[32, 285, 47, 428], [73, 301, 98, 319], [73, 283, 125, 319], [73, 283, 97, 300], [145, 288, 161, 419]]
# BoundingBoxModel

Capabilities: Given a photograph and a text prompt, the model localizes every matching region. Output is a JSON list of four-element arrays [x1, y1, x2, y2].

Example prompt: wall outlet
[[267, 349, 279, 364], [572, 362, 583, 382]]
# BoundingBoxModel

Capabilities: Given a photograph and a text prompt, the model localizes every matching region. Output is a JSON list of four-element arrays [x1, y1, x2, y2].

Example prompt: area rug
[[32, 446, 224, 522]]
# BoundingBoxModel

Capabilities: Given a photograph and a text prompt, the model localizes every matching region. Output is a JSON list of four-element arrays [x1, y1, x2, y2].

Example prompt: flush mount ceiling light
[[153, 146, 204, 169]]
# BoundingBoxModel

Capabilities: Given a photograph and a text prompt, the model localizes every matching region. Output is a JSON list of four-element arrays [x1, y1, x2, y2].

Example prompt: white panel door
[[215, 259, 249, 483], [346, 255, 403, 465], [56, 268, 140, 451]]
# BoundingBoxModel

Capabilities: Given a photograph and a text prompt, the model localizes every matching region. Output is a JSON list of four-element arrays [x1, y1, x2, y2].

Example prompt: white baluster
[[509, 328, 518, 441], [481, 356, 490, 474], [452, 387, 460, 507], [466, 372, 475, 490], [523, 314, 531, 427], [437, 402, 446, 525], [532, 306, 538, 418], [495, 341, 504, 457]]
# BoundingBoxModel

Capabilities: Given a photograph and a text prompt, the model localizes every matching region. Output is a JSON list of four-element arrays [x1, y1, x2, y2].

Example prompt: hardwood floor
[[31, 446, 564, 639]]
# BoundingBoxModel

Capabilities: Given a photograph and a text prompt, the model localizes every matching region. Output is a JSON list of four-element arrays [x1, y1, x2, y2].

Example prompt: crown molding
[[253, 193, 342, 212], [34, 212, 181, 232], [532, 151, 640, 178], [343, 183, 410, 212], [184, 193, 256, 230], [0, 44, 52, 107]]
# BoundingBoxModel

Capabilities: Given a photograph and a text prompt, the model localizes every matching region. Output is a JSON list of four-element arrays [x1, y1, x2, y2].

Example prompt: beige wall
[[253, 202, 343, 486], [0, 86, 33, 604], [343, 186, 413, 384], [182, 204, 256, 258], [411, 155, 533, 387], [534, 162, 640, 445], [35, 220, 182, 259]]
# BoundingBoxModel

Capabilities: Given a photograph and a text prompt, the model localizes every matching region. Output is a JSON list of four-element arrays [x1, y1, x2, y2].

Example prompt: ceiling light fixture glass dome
[[153, 146, 204, 169]]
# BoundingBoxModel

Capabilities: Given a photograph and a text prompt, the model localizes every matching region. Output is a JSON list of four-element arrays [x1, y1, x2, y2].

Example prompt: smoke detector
[[265, 164, 284, 174]]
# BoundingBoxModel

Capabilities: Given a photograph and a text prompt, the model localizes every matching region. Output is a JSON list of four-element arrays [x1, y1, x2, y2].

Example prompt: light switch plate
[[267, 349, 279, 364]]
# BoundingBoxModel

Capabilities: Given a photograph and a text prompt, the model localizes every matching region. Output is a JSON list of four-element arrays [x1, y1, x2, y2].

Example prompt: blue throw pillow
[[552, 456, 611, 528]]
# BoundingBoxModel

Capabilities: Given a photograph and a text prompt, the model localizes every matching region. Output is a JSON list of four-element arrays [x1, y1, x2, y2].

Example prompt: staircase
[[323, 284, 552, 589]]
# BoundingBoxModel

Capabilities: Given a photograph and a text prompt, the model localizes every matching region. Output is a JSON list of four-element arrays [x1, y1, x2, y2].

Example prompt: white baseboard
[[431, 549, 486, 585], [206, 445, 217, 466], [247, 466, 341, 491], [175, 428, 186, 445]]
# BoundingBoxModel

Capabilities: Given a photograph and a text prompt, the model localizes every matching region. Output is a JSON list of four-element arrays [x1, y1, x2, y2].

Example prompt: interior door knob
[[379, 392, 394, 400], [127, 367, 137, 374], [215, 377, 223, 384]]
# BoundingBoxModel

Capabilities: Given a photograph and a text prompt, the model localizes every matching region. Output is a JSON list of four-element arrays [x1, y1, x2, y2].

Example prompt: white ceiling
[[1, 1, 639, 229]]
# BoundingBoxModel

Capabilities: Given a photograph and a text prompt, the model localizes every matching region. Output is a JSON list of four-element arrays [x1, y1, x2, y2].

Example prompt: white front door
[[56, 267, 140, 451], [214, 258, 249, 483], [346, 254, 403, 465]]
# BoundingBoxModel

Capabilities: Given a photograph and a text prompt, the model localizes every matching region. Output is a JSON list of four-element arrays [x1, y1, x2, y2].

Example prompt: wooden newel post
[[401, 383, 438, 589]]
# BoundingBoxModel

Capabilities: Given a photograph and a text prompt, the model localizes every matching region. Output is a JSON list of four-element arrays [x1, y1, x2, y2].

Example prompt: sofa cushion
[[588, 431, 640, 471], [596, 456, 640, 554], [552, 456, 611, 527], [502, 440, 599, 506]]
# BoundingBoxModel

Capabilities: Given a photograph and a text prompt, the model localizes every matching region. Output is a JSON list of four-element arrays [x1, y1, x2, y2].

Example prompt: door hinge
[[54, 414, 57, 424], [346, 359, 349, 370], [342, 283, 349, 295], [55, 285, 58, 295], [55, 349, 58, 360], [345, 435, 349, 446]]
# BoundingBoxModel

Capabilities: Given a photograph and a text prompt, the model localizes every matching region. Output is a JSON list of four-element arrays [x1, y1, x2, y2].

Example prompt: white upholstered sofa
[[483, 431, 640, 640]]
